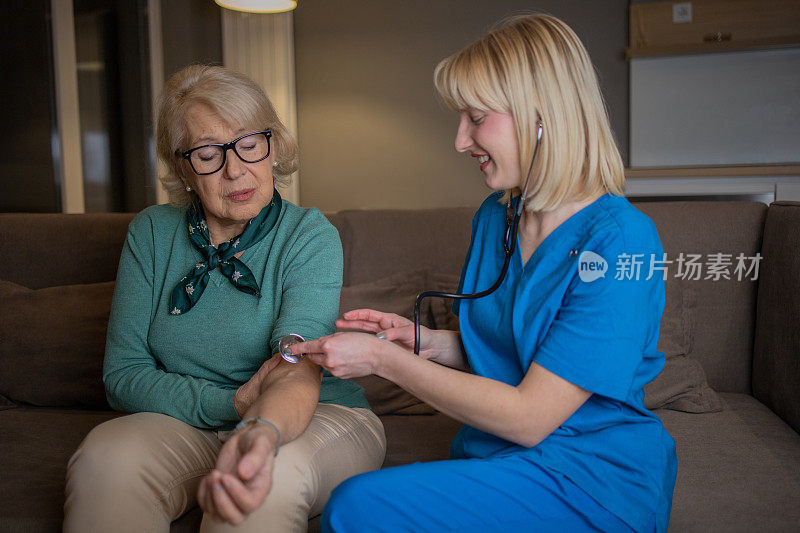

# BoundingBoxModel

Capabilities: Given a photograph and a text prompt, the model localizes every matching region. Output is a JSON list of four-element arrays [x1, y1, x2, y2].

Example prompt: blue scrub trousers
[[322, 454, 635, 532]]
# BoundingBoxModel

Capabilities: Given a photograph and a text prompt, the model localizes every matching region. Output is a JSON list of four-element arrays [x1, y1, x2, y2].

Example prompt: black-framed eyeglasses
[[177, 129, 272, 175]]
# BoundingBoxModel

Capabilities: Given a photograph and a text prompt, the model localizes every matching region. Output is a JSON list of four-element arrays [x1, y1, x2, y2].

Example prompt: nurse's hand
[[336, 309, 436, 359], [289, 332, 387, 379]]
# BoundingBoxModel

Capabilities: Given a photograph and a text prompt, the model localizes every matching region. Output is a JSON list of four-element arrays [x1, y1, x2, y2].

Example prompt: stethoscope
[[411, 120, 544, 355], [278, 121, 543, 363]]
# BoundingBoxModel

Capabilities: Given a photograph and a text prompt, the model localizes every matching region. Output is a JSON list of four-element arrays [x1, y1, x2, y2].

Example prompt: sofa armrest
[[753, 201, 800, 434]]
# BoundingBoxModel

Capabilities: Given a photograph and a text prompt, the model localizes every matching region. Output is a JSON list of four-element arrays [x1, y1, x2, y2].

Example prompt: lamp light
[[215, 0, 297, 13]]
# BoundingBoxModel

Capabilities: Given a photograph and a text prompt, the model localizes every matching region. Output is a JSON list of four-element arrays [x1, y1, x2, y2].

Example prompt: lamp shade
[[215, 0, 297, 13]]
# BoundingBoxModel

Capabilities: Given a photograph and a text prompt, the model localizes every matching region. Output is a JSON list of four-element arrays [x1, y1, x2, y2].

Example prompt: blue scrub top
[[453, 192, 677, 533]]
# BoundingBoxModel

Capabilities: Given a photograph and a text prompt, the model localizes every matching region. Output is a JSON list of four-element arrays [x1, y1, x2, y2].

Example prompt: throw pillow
[[426, 272, 462, 331], [0, 280, 114, 409], [0, 393, 16, 411], [646, 278, 723, 413]]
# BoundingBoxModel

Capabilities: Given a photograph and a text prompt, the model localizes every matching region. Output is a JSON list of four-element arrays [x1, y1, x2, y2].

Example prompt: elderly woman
[[63, 65, 385, 532], [292, 14, 677, 533]]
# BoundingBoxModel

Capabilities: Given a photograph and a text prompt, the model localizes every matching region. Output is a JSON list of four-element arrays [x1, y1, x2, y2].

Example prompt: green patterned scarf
[[169, 189, 282, 315]]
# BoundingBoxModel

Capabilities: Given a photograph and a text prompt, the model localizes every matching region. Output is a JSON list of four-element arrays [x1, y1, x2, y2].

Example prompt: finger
[[221, 473, 263, 515], [335, 319, 382, 332], [341, 308, 383, 321], [199, 475, 221, 523], [245, 459, 274, 496], [197, 476, 211, 514], [343, 309, 402, 326], [211, 476, 246, 525], [288, 338, 326, 355], [379, 314, 412, 330], [238, 431, 273, 480], [376, 325, 401, 338], [215, 441, 239, 474]]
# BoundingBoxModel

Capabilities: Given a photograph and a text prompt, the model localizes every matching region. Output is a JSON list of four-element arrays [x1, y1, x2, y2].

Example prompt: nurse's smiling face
[[454, 109, 521, 191]]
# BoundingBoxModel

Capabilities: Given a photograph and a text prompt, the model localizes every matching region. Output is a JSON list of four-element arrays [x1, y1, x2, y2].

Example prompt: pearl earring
[[273, 161, 279, 167], [185, 185, 192, 191]]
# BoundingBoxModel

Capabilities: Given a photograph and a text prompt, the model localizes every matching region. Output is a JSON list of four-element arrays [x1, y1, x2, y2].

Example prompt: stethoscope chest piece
[[278, 334, 306, 363]]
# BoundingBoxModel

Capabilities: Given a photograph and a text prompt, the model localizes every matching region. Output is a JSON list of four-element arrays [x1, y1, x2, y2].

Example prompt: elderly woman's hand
[[197, 424, 278, 525], [234, 354, 282, 417], [289, 332, 389, 379]]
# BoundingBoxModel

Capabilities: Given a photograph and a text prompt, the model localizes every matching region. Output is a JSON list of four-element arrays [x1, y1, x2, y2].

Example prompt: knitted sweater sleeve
[[102, 210, 239, 429], [269, 209, 343, 351]]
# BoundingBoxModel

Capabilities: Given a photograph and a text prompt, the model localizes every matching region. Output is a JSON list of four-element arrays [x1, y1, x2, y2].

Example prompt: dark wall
[[1, 1, 627, 213], [0, 2, 59, 212], [0, 0, 223, 214], [117, 0, 155, 211], [160, 0, 223, 79], [293, 1, 629, 211]]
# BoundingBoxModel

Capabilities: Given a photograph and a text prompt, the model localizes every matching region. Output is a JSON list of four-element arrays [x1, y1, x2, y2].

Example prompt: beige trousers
[[64, 403, 386, 533]]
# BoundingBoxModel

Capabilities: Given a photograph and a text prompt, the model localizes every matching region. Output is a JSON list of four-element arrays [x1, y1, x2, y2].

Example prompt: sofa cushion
[[0, 280, 114, 409], [426, 272, 462, 332], [657, 393, 800, 531], [339, 270, 436, 415], [380, 412, 463, 468], [644, 354, 721, 413], [0, 407, 122, 532], [645, 278, 722, 413], [0, 394, 16, 411]]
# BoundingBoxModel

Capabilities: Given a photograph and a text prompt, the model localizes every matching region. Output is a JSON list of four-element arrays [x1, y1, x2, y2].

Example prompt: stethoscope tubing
[[412, 216, 517, 354], [411, 121, 543, 355]]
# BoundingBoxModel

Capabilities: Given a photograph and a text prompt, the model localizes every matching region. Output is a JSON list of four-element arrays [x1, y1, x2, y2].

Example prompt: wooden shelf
[[626, 36, 800, 58], [628, 0, 800, 58], [625, 164, 800, 179]]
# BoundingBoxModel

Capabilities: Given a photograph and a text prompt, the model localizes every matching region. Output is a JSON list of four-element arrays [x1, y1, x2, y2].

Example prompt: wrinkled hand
[[289, 332, 387, 379], [197, 425, 278, 525], [337, 308, 436, 359], [234, 354, 282, 417]]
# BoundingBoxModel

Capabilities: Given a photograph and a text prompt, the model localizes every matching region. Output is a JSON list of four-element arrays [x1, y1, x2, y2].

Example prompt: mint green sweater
[[103, 201, 368, 429]]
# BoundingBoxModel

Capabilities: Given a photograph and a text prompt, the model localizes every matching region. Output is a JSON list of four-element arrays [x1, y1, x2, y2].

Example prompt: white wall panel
[[631, 48, 800, 167]]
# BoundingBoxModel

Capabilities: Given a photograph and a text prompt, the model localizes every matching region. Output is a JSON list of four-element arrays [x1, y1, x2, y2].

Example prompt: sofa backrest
[[329, 202, 768, 395], [327, 208, 475, 287], [0, 213, 135, 288], [635, 202, 767, 394], [0, 200, 768, 411]]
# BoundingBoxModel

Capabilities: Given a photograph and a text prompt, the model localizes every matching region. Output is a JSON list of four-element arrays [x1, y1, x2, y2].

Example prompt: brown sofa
[[1, 200, 799, 532]]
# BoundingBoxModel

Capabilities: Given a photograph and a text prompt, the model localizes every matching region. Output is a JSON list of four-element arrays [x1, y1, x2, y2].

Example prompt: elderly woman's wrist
[[234, 417, 281, 454]]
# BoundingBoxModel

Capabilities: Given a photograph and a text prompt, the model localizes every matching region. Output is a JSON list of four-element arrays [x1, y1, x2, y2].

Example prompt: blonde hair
[[156, 64, 298, 206], [434, 14, 624, 211]]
